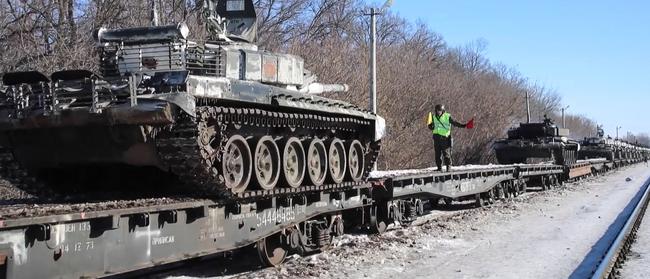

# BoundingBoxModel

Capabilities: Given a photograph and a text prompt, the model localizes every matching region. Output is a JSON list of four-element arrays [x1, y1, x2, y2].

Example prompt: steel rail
[[591, 176, 650, 279]]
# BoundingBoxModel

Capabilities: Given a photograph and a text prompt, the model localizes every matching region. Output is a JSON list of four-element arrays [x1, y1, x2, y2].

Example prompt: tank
[[493, 116, 580, 165], [0, 0, 385, 197], [578, 126, 616, 161], [614, 140, 645, 161]]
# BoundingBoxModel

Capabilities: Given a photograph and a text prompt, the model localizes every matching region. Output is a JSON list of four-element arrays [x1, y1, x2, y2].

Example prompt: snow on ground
[[621, 207, 650, 278], [158, 164, 650, 279]]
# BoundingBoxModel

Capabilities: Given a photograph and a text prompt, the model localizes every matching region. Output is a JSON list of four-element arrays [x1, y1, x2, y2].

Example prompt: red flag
[[467, 118, 475, 129]]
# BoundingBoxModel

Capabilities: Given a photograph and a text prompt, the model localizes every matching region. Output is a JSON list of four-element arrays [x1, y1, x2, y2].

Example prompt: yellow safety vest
[[427, 112, 451, 137]]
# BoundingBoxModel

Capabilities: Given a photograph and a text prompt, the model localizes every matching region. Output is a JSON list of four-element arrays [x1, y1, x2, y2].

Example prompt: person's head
[[435, 104, 445, 116]]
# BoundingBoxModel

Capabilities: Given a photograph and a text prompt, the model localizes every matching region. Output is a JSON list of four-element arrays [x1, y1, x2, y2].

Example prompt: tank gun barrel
[[299, 83, 349, 94], [95, 23, 189, 44]]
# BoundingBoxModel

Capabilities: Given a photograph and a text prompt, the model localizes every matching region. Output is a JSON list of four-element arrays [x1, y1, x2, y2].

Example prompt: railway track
[[590, 176, 650, 279]]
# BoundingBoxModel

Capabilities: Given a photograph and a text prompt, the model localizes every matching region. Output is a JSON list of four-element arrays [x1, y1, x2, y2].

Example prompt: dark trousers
[[433, 134, 452, 169]]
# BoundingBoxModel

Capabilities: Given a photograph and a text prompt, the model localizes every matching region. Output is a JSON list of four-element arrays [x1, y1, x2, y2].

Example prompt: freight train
[[1, 143, 646, 278], [0, 1, 649, 278]]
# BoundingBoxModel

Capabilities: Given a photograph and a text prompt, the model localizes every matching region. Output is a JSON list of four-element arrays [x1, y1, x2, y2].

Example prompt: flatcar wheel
[[306, 138, 327, 186], [415, 199, 424, 216], [475, 194, 485, 207], [513, 184, 519, 196], [428, 198, 440, 209], [489, 189, 496, 204], [347, 140, 365, 182], [327, 138, 346, 184], [332, 217, 345, 237], [503, 182, 511, 198], [282, 137, 306, 188], [253, 136, 281, 190], [369, 205, 387, 234], [256, 232, 288, 267], [221, 135, 252, 193]]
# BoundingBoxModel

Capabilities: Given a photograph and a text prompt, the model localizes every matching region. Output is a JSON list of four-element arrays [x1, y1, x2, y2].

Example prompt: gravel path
[[158, 164, 650, 279]]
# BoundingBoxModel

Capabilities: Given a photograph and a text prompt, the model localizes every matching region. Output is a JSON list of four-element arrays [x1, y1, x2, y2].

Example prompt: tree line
[[2, 0, 640, 168]]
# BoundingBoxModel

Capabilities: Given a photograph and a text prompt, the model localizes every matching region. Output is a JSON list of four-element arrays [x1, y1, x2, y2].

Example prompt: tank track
[[155, 105, 381, 199]]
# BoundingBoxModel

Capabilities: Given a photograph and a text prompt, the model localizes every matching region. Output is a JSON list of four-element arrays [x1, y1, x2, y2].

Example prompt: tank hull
[[578, 148, 614, 161], [0, 99, 175, 169], [0, 80, 382, 197], [494, 141, 578, 165]]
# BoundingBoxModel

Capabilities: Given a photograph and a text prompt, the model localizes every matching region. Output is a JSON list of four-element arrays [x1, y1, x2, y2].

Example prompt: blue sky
[[385, 0, 649, 137]]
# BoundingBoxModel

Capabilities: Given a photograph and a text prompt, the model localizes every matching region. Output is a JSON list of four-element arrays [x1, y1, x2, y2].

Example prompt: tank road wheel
[[221, 135, 252, 194], [306, 138, 328, 186], [347, 140, 365, 182], [282, 137, 306, 188], [256, 232, 288, 267], [327, 138, 347, 184], [253, 136, 281, 190]]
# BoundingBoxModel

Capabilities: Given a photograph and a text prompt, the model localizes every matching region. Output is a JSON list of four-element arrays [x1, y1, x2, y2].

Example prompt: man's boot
[[437, 165, 443, 172]]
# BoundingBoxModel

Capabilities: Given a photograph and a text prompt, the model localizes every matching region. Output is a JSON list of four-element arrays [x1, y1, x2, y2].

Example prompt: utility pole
[[525, 91, 531, 123], [369, 7, 377, 113], [364, 0, 393, 114], [363, 0, 393, 171], [150, 0, 159, 26], [561, 105, 569, 128]]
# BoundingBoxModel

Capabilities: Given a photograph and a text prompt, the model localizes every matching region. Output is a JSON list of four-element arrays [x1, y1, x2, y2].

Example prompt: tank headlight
[[375, 115, 386, 141]]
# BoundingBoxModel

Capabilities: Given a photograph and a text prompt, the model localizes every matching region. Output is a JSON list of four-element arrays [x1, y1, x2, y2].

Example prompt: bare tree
[[0, 0, 606, 169]]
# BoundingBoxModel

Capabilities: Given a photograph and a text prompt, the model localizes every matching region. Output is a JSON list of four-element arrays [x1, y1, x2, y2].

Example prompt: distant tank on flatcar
[[494, 116, 580, 165]]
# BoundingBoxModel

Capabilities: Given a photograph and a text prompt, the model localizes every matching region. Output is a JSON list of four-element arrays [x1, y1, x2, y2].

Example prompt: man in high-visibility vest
[[426, 104, 474, 172]]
